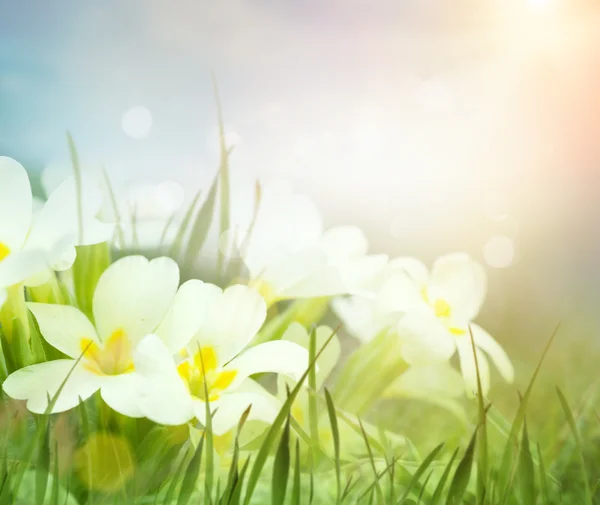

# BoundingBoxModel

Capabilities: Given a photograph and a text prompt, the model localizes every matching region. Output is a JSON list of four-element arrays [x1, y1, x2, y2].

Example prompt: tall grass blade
[[358, 418, 384, 505], [271, 415, 291, 505], [170, 189, 203, 260], [291, 439, 301, 505], [35, 420, 51, 505], [397, 443, 444, 504], [556, 387, 593, 505], [66, 132, 84, 244], [537, 443, 550, 504], [242, 328, 339, 505], [324, 388, 341, 502], [517, 419, 535, 505], [445, 429, 477, 505], [430, 448, 459, 505], [177, 436, 204, 505]]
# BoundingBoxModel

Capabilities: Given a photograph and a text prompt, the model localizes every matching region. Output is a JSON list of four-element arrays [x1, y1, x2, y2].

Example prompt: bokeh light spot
[[483, 235, 516, 269], [122, 106, 153, 139]]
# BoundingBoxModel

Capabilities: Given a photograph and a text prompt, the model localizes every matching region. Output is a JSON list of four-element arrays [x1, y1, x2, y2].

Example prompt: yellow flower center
[[80, 328, 135, 376], [249, 278, 277, 307], [177, 346, 237, 402], [424, 289, 467, 336], [0, 242, 10, 262]]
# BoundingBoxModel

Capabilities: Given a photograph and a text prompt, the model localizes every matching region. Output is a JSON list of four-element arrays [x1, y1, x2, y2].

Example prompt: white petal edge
[[0, 156, 32, 251], [470, 323, 514, 383], [3, 360, 104, 414], [456, 337, 491, 397], [93, 256, 180, 344], [100, 374, 144, 418], [27, 302, 99, 358]]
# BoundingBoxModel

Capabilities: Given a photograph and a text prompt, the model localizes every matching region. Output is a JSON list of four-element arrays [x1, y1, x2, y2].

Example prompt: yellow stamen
[[79, 329, 134, 376], [212, 370, 237, 391], [194, 347, 218, 374], [434, 299, 452, 319], [449, 327, 466, 336], [250, 279, 277, 307], [0, 242, 10, 262]]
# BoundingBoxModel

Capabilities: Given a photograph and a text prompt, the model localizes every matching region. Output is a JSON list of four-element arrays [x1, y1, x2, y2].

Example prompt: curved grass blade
[[35, 420, 51, 505], [183, 173, 219, 268], [556, 387, 593, 505], [496, 323, 559, 496], [242, 328, 339, 505], [517, 419, 535, 505], [358, 418, 384, 505], [66, 132, 84, 244], [170, 188, 203, 260], [272, 415, 291, 505], [308, 328, 320, 462], [291, 440, 301, 505], [324, 388, 341, 503], [177, 436, 204, 505], [100, 165, 126, 249], [445, 430, 477, 505], [430, 448, 459, 505], [397, 443, 444, 505]]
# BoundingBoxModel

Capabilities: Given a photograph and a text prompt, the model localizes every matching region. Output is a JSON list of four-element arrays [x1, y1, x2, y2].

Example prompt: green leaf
[[177, 437, 204, 505], [556, 387, 593, 505], [397, 443, 444, 504], [446, 429, 477, 505], [272, 415, 291, 505]]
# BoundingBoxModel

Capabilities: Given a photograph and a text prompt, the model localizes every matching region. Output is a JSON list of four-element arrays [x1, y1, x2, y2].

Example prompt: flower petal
[[224, 340, 310, 389], [27, 302, 99, 358], [384, 363, 465, 399], [100, 374, 144, 418], [0, 249, 49, 288], [397, 309, 456, 365], [332, 296, 397, 343], [189, 284, 266, 364], [378, 272, 424, 313], [456, 337, 490, 396], [134, 334, 194, 425], [0, 157, 32, 251], [26, 174, 113, 259], [93, 256, 179, 344], [319, 226, 368, 261], [3, 360, 103, 414], [200, 390, 280, 436], [470, 323, 514, 383], [154, 280, 220, 353], [388, 257, 429, 289], [428, 253, 487, 321], [282, 323, 340, 388]]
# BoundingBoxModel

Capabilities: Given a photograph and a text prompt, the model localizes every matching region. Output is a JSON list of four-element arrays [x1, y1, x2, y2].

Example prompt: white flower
[[228, 182, 387, 306], [335, 253, 514, 395], [2, 256, 189, 415], [0, 157, 113, 304], [134, 284, 310, 435]]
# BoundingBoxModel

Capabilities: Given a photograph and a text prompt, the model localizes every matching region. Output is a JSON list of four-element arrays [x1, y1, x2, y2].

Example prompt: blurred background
[[3, 0, 600, 436]]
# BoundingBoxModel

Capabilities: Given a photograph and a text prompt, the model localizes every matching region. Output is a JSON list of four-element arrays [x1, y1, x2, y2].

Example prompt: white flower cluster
[[0, 156, 513, 440]]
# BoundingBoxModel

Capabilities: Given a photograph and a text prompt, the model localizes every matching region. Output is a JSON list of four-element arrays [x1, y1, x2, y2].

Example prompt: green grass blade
[[496, 323, 559, 496], [324, 388, 341, 502], [271, 415, 291, 505], [517, 419, 535, 505], [177, 436, 204, 505], [242, 328, 339, 505], [358, 418, 384, 505], [66, 132, 84, 244], [556, 387, 593, 505], [183, 173, 219, 268], [100, 165, 126, 249], [536, 443, 550, 504], [468, 325, 487, 504], [163, 450, 190, 505], [445, 429, 477, 505], [291, 440, 301, 505], [211, 72, 231, 277], [397, 443, 444, 504], [170, 189, 203, 260], [308, 327, 320, 461], [35, 421, 50, 505], [49, 442, 60, 505], [228, 456, 252, 505], [430, 448, 459, 505]]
